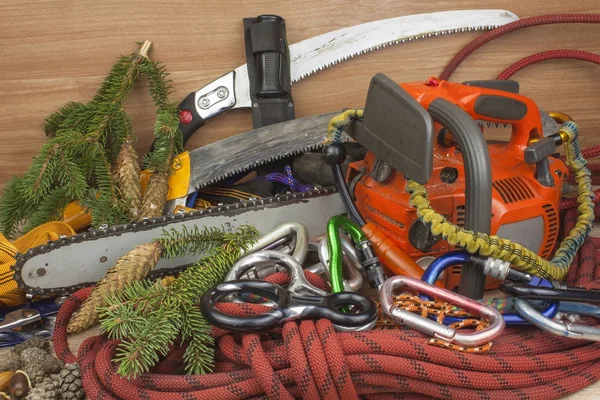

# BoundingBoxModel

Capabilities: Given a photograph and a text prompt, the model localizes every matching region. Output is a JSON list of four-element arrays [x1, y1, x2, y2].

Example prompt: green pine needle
[[99, 225, 259, 378], [156, 225, 228, 260], [0, 41, 182, 239]]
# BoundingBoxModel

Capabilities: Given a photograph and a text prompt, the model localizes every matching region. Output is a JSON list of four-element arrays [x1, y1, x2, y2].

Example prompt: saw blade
[[289, 10, 518, 82], [187, 111, 344, 191], [14, 188, 345, 296], [232, 10, 519, 108]]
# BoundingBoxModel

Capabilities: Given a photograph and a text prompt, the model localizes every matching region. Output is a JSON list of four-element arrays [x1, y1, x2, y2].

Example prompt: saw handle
[[451, 81, 543, 149], [403, 80, 543, 149], [177, 92, 206, 146]]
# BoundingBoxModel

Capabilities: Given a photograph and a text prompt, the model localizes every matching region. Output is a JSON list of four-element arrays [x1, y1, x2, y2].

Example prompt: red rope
[[496, 50, 600, 80], [440, 14, 600, 80], [54, 278, 600, 399]]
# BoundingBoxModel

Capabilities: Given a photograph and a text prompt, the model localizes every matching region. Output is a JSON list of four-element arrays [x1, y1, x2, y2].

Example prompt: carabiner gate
[[514, 299, 600, 341]]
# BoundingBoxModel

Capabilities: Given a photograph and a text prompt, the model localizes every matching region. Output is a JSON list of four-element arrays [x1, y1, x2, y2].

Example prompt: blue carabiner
[[420, 251, 559, 325]]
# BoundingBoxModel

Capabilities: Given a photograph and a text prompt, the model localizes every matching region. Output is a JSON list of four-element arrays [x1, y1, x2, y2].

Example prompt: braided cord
[[325, 109, 364, 143], [325, 110, 594, 281], [408, 121, 594, 280]]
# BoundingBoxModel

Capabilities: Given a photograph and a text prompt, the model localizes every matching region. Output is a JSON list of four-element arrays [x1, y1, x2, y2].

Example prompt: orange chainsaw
[[344, 74, 568, 297]]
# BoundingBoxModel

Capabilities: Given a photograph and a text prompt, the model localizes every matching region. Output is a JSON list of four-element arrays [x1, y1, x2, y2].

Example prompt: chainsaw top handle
[[400, 77, 542, 149]]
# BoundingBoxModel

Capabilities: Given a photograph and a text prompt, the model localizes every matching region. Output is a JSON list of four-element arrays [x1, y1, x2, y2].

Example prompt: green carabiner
[[327, 215, 367, 293]]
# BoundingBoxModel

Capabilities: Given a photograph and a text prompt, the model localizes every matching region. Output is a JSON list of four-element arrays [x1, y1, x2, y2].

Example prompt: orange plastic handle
[[362, 222, 444, 287], [400, 79, 542, 150]]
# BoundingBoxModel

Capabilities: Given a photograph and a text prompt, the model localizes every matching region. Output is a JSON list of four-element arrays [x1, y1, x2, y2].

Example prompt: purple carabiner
[[380, 276, 505, 347]]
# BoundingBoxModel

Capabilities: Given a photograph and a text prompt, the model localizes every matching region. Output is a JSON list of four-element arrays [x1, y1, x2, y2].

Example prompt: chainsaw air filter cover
[[348, 73, 434, 184]]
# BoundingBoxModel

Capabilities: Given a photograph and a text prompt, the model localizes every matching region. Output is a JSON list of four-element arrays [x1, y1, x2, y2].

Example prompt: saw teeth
[[291, 24, 503, 83]]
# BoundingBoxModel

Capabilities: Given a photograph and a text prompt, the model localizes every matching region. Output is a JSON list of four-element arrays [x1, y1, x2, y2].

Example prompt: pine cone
[[0, 353, 20, 373], [115, 140, 142, 220], [22, 365, 47, 387], [19, 348, 60, 386], [139, 171, 168, 219], [58, 363, 84, 400], [11, 338, 50, 357], [67, 241, 163, 333], [41, 358, 63, 375], [25, 377, 59, 400]]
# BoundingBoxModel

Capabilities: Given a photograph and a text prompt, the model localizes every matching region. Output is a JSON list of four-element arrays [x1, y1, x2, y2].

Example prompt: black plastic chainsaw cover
[[347, 73, 434, 184]]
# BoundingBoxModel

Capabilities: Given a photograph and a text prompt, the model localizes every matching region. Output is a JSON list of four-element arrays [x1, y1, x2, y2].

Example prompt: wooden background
[[1, 0, 600, 398]]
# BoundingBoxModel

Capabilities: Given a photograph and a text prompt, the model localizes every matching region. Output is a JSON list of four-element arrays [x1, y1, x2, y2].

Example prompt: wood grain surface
[[1, 0, 600, 398]]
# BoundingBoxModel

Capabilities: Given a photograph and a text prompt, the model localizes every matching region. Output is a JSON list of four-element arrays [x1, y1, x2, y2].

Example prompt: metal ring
[[225, 250, 326, 296]]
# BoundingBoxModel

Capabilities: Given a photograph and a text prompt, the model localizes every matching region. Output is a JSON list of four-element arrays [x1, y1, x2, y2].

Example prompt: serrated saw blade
[[231, 9, 519, 109], [187, 111, 344, 191], [289, 10, 518, 82]]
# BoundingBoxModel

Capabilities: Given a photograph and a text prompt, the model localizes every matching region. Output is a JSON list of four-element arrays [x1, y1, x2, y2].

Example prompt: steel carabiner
[[225, 250, 326, 296], [513, 299, 600, 341], [420, 250, 559, 325], [227, 223, 309, 281], [380, 276, 505, 347], [304, 236, 364, 292]]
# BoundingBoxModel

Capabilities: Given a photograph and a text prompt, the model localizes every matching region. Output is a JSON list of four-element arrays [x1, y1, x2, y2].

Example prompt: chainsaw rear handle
[[403, 79, 543, 149]]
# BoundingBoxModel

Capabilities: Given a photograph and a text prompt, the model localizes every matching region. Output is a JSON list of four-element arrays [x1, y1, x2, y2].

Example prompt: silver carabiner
[[315, 237, 363, 292], [380, 276, 505, 347], [226, 250, 326, 296], [514, 299, 600, 341], [234, 223, 309, 280]]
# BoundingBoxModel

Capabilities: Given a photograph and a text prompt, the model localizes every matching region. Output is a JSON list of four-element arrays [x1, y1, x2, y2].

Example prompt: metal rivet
[[100, 256, 108, 263], [37, 268, 47, 277]]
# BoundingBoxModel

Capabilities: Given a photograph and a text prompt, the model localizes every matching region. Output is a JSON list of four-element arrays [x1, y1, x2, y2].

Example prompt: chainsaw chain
[[12, 186, 338, 297]]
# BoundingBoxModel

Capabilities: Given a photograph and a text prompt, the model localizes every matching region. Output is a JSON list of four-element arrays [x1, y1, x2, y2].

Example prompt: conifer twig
[[99, 225, 259, 377], [0, 41, 181, 238]]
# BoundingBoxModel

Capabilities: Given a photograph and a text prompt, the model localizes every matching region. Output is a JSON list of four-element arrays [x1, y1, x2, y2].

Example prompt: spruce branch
[[136, 56, 183, 220], [0, 40, 183, 238], [99, 225, 259, 378], [78, 224, 233, 334], [44, 101, 86, 137], [156, 225, 228, 259]]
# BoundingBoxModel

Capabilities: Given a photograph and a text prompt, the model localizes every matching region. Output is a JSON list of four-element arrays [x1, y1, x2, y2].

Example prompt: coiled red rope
[[53, 266, 600, 399]]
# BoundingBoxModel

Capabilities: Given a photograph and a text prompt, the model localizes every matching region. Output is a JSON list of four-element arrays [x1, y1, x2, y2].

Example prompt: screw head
[[199, 98, 210, 108], [217, 88, 228, 99]]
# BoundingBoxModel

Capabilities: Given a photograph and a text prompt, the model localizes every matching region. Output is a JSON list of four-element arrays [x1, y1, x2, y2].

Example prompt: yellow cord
[[325, 109, 364, 144], [408, 121, 594, 280], [326, 109, 594, 281]]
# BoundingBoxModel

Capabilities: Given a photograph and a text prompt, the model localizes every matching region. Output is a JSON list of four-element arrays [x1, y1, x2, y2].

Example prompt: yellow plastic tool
[[62, 151, 191, 231]]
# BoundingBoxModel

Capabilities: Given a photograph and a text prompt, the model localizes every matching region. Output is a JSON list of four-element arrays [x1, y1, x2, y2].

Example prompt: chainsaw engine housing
[[348, 78, 569, 291]]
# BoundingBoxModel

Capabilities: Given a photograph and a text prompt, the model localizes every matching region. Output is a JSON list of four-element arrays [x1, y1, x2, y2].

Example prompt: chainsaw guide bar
[[14, 187, 345, 296]]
